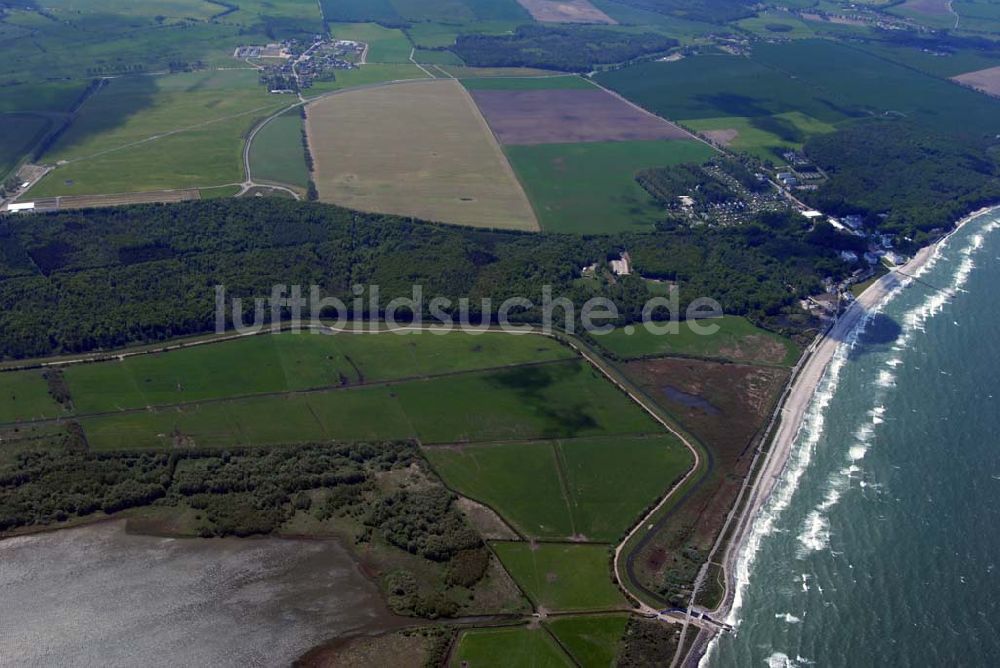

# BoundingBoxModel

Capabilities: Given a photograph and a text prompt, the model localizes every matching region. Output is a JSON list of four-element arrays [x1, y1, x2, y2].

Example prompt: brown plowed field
[[953, 65, 1000, 97], [515, 0, 617, 24], [470, 88, 690, 145]]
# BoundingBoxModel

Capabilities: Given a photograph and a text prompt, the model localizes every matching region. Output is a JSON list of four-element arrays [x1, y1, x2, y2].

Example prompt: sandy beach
[[710, 205, 997, 627]]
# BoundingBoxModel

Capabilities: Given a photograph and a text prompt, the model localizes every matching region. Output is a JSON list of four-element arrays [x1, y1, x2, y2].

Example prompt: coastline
[[701, 205, 998, 655]]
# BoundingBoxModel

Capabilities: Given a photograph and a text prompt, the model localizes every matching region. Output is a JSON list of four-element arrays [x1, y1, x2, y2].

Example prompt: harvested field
[[470, 88, 690, 145], [307, 80, 537, 230], [515, 0, 616, 24], [701, 128, 738, 146], [953, 65, 1000, 97], [27, 189, 201, 211]]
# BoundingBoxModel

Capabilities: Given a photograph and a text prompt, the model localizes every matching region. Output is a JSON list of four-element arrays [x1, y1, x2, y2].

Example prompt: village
[[234, 36, 366, 93]]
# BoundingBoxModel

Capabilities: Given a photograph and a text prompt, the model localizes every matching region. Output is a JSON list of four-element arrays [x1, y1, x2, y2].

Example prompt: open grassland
[[61, 332, 573, 414], [327, 22, 414, 63], [450, 626, 573, 667], [29, 70, 284, 197], [0, 370, 64, 423], [595, 316, 800, 366], [426, 434, 690, 541], [546, 614, 629, 667], [493, 542, 627, 611], [684, 112, 836, 160], [307, 79, 538, 230], [735, 12, 818, 38], [249, 109, 310, 189], [303, 63, 430, 96], [67, 357, 656, 450], [0, 81, 88, 115], [597, 42, 1000, 154], [505, 140, 714, 233], [0, 114, 51, 178]]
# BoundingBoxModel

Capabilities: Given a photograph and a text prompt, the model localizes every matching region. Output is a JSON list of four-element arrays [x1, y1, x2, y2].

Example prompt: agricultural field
[[43, 355, 653, 450], [469, 86, 690, 144], [0, 114, 51, 179], [59, 332, 573, 414], [440, 65, 564, 78], [450, 626, 574, 667], [516, 0, 617, 24], [425, 434, 691, 541], [321, 0, 531, 24], [327, 22, 414, 63], [595, 316, 800, 366], [952, 65, 1000, 97], [306, 79, 538, 230], [492, 542, 627, 611], [302, 63, 430, 96], [249, 109, 310, 189], [28, 70, 284, 197], [0, 370, 65, 423], [546, 614, 629, 667], [461, 75, 594, 90], [504, 139, 715, 233], [682, 112, 837, 161]]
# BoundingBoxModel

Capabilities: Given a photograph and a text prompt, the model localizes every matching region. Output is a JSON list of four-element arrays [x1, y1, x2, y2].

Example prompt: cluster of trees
[[637, 163, 738, 209], [803, 120, 1000, 245], [0, 437, 491, 616], [0, 198, 853, 359], [453, 25, 677, 72]]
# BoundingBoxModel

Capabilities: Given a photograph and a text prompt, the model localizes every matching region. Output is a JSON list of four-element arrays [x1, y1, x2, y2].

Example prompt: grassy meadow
[[450, 627, 573, 667], [505, 140, 715, 233], [0, 370, 64, 423], [327, 22, 415, 63], [546, 614, 629, 667], [29, 70, 284, 196], [426, 434, 691, 541], [493, 542, 627, 611], [595, 315, 800, 366], [249, 109, 310, 189]]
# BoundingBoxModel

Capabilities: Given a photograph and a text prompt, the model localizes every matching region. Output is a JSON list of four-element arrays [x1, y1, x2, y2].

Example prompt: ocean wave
[[765, 651, 814, 667], [774, 612, 802, 624], [703, 210, 1000, 666]]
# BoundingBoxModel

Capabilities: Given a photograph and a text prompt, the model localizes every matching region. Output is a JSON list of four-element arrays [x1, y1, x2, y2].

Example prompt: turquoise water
[[708, 208, 1000, 667]]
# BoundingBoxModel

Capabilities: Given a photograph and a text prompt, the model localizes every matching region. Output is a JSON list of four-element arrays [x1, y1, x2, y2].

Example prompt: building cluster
[[235, 37, 366, 93]]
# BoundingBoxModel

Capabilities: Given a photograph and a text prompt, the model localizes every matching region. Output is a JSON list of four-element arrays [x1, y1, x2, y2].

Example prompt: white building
[[6, 202, 35, 213]]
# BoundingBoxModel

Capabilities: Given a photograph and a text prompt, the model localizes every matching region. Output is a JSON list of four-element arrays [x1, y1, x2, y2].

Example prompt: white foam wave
[[702, 210, 1000, 667], [774, 612, 802, 624]]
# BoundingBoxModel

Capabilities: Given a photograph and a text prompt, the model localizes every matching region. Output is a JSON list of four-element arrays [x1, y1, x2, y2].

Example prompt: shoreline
[[701, 204, 998, 657]]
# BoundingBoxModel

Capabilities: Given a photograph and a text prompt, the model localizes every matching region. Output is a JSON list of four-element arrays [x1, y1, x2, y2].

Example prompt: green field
[[735, 12, 818, 38], [73, 355, 656, 450], [29, 70, 283, 197], [0, 370, 64, 423], [62, 332, 574, 415], [461, 76, 596, 90], [493, 542, 627, 612], [328, 22, 414, 63], [0, 114, 51, 178], [303, 64, 430, 96], [426, 435, 690, 541], [683, 112, 837, 160], [450, 626, 573, 667], [250, 109, 310, 189], [506, 140, 715, 234], [546, 614, 629, 667], [412, 48, 465, 66], [595, 54, 849, 125], [595, 315, 800, 366]]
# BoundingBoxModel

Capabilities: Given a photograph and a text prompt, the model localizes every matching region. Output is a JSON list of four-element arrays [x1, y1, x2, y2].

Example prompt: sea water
[[707, 207, 1000, 667]]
